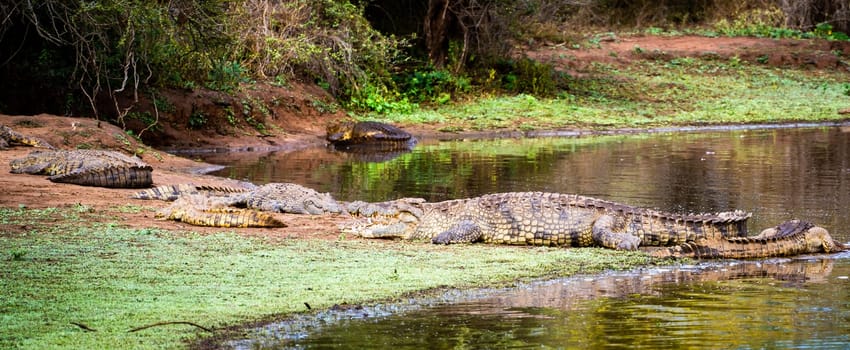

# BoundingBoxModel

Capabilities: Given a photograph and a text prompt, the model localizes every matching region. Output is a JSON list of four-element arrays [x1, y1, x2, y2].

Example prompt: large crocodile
[[346, 192, 751, 250], [652, 220, 846, 259], [1, 125, 55, 149], [10, 149, 153, 188]]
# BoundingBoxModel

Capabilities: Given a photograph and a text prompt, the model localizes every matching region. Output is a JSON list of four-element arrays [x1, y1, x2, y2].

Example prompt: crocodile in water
[[346, 192, 751, 250], [326, 121, 417, 151], [1, 125, 55, 149], [10, 149, 152, 188], [652, 220, 846, 259]]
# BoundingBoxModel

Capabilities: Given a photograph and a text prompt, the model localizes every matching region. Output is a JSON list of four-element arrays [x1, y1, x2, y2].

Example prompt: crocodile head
[[341, 198, 426, 239], [804, 226, 847, 253], [326, 121, 355, 142]]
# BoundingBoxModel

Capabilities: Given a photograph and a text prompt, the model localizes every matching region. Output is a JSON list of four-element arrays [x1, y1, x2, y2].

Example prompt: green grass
[[378, 59, 849, 131], [0, 207, 651, 349]]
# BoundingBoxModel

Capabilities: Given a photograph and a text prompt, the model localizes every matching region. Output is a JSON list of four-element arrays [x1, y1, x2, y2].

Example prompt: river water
[[196, 124, 850, 348]]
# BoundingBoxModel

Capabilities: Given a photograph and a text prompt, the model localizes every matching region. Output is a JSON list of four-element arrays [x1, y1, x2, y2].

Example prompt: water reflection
[[200, 126, 850, 240], [231, 256, 850, 349]]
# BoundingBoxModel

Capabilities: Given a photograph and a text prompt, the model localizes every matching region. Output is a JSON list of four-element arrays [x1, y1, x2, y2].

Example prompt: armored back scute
[[10, 149, 153, 188], [327, 121, 415, 145], [1, 125, 55, 150]]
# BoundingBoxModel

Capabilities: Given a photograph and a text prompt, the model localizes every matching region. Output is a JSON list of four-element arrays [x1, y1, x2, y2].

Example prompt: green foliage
[[349, 83, 417, 114], [712, 8, 849, 41], [395, 68, 471, 105], [205, 60, 248, 92], [500, 58, 562, 96], [189, 111, 208, 129]]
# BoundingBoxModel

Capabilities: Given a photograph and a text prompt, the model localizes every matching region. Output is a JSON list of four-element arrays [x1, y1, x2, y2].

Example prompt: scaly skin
[[134, 182, 342, 214], [348, 192, 751, 250], [49, 165, 153, 188], [235, 183, 343, 215], [157, 206, 286, 228], [155, 194, 286, 228], [326, 121, 417, 150], [653, 220, 847, 259], [0, 125, 55, 150], [10, 150, 153, 188], [131, 184, 251, 201], [140, 183, 342, 228]]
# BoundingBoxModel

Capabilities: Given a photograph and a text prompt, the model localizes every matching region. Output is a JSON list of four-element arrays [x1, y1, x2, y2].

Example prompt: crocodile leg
[[591, 214, 642, 250], [349, 222, 411, 239], [432, 220, 484, 244]]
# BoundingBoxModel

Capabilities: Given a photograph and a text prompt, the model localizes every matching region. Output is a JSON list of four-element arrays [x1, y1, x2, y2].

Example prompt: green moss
[[0, 207, 651, 349]]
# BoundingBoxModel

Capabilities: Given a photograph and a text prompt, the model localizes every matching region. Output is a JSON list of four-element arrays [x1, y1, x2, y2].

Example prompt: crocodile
[[1, 125, 55, 149], [156, 194, 286, 228], [133, 182, 343, 215], [326, 121, 417, 151], [652, 220, 847, 259], [134, 182, 344, 227], [346, 192, 751, 250], [132, 184, 251, 201], [10, 149, 152, 188]]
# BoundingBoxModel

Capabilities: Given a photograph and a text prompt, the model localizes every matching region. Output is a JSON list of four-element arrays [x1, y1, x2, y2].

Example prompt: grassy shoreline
[[376, 59, 849, 131], [1, 206, 651, 349]]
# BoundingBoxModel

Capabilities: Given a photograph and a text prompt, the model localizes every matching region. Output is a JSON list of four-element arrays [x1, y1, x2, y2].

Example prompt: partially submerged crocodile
[[10, 149, 152, 188], [347, 192, 751, 250], [653, 220, 846, 259], [326, 121, 417, 151], [1, 125, 55, 149]]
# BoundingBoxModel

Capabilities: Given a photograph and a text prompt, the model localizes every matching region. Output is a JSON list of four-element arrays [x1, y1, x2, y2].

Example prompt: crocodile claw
[[616, 236, 641, 250]]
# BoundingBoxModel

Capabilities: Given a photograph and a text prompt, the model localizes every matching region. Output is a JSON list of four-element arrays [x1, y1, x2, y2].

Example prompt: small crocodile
[[347, 192, 751, 250], [156, 194, 286, 228], [132, 184, 251, 201], [134, 182, 343, 227], [653, 220, 847, 259], [326, 121, 417, 150], [1, 125, 55, 149], [133, 182, 343, 215], [238, 182, 343, 215], [10, 149, 152, 188]]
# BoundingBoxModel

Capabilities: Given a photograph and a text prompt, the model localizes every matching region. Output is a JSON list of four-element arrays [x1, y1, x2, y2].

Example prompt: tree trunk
[[425, 0, 452, 67]]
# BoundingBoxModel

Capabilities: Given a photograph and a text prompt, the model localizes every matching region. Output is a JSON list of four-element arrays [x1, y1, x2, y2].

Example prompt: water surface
[[201, 125, 850, 349], [201, 125, 850, 238], [233, 256, 850, 349]]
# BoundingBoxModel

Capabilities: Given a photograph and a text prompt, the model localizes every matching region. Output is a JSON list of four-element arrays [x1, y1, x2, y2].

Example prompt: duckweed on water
[[0, 206, 651, 349]]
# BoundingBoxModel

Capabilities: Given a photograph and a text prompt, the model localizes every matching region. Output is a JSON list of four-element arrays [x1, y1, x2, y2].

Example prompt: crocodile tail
[[173, 207, 286, 228], [132, 184, 197, 200], [48, 166, 153, 188]]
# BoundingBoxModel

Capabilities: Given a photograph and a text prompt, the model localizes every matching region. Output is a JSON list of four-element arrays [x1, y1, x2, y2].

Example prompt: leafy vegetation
[[0, 206, 650, 349], [2, 0, 847, 121]]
